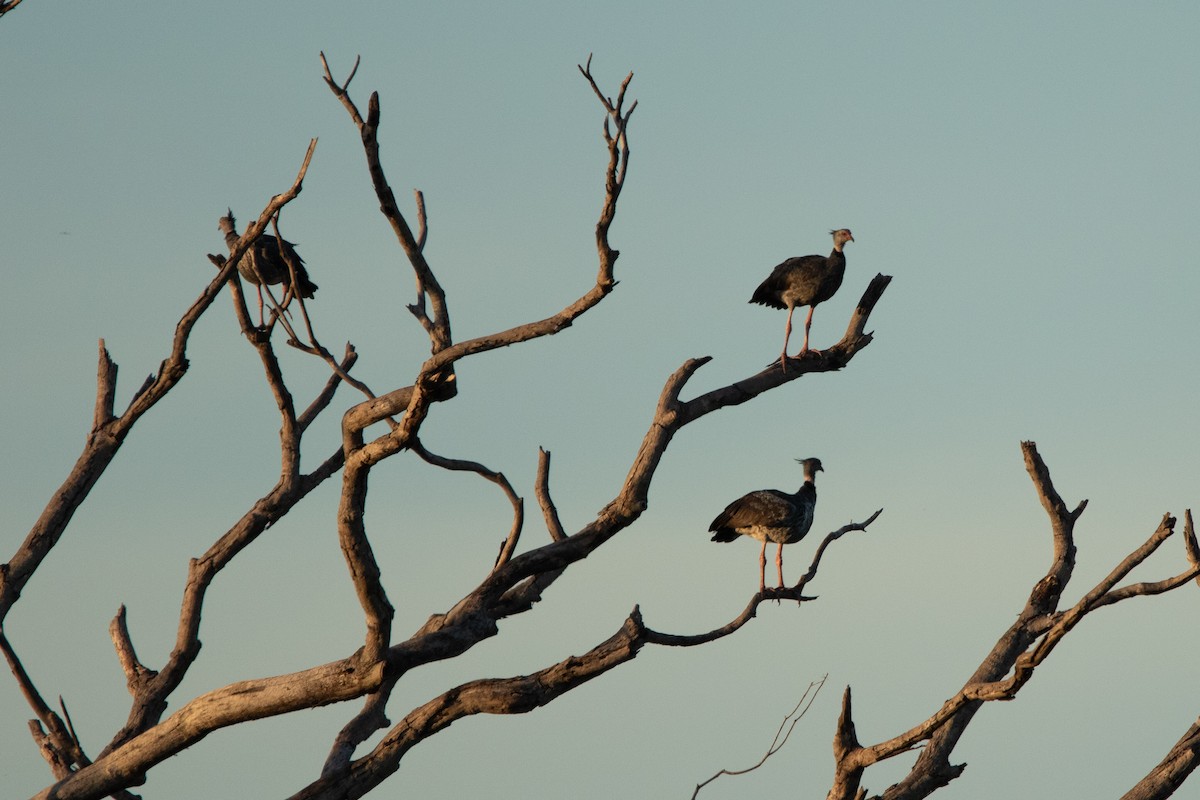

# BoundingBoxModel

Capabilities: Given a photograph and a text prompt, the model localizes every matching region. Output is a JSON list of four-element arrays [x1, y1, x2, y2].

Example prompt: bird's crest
[[795, 457, 824, 475], [218, 209, 237, 235]]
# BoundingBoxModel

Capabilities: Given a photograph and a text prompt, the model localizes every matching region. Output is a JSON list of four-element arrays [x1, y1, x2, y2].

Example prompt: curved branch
[[693, 676, 828, 799], [408, 439, 525, 571], [647, 512, 884, 647]]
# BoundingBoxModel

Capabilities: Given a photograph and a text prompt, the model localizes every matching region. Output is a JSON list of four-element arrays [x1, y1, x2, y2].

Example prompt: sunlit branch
[[535, 448, 567, 542], [825, 444, 1199, 800], [0, 0, 26, 20]]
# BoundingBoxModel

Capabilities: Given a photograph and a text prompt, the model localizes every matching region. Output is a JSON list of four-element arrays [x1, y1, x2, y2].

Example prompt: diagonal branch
[[320, 52, 451, 352], [693, 676, 828, 799], [35, 654, 386, 800], [99, 441, 348, 757], [1121, 716, 1200, 800], [0, 142, 316, 629], [820, 444, 1200, 800], [0, 632, 88, 778], [679, 274, 893, 425], [299, 344, 362, 431], [290, 609, 652, 800]]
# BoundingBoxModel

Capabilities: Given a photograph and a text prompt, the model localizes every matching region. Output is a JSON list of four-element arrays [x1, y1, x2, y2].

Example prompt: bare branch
[[338, 450, 396, 662], [1021, 440, 1083, 610], [411, 189, 430, 312], [793, 509, 885, 595], [829, 687, 868, 800], [92, 340, 117, 429], [321, 61, 451, 353], [109, 605, 154, 694], [823, 446, 1200, 800], [1, 631, 98, 782], [290, 610, 650, 800], [321, 675, 398, 779], [97, 441, 349, 758], [692, 675, 828, 799], [535, 448, 567, 542], [1184, 509, 1199, 578], [319, 52, 364, 126], [1121, 716, 1200, 800], [408, 439, 525, 571], [644, 512, 883, 647], [298, 343, 362, 431], [678, 275, 894, 425], [0, 143, 316, 630], [37, 655, 385, 800]]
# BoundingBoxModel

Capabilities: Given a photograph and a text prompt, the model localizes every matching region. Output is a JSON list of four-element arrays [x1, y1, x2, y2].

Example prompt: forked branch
[[692, 675, 828, 799], [826, 443, 1199, 800], [17, 58, 901, 800], [1, 141, 315, 631]]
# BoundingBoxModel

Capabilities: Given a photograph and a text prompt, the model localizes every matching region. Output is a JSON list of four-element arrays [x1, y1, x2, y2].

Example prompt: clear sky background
[[2, 2, 1198, 798]]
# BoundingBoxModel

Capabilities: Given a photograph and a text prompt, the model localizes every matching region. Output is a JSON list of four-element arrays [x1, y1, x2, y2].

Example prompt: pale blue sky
[[3, 3, 1199, 798]]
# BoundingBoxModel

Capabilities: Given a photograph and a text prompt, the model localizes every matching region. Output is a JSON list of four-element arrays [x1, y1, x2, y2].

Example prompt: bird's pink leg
[[758, 539, 768, 594], [799, 305, 816, 354], [776, 543, 785, 588], [256, 286, 266, 327], [780, 305, 796, 371]]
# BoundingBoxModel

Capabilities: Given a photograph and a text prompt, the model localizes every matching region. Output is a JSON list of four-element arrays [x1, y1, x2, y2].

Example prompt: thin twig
[[692, 675, 828, 799], [408, 439, 525, 571]]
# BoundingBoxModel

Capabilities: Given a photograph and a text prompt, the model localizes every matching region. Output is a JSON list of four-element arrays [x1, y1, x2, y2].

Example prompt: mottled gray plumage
[[218, 210, 317, 324], [709, 457, 822, 592], [751, 229, 853, 370]]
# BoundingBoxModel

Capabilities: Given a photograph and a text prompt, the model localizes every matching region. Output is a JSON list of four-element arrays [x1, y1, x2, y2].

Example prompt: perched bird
[[218, 210, 318, 326], [751, 229, 853, 370], [709, 457, 823, 593]]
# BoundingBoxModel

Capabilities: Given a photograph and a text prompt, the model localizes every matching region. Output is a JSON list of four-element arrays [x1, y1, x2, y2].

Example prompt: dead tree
[[1, 56, 888, 800], [822, 444, 1200, 800], [1, 49, 1195, 800]]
